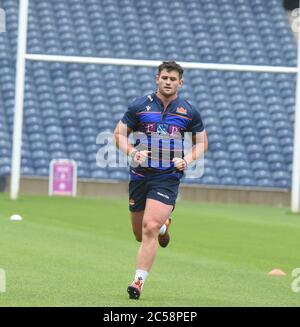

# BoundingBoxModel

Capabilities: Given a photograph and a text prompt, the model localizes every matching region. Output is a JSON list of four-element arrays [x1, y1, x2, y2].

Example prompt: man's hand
[[130, 150, 151, 164], [172, 157, 188, 171]]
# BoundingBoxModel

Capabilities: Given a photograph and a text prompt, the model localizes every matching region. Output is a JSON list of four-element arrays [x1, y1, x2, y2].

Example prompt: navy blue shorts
[[129, 175, 180, 212]]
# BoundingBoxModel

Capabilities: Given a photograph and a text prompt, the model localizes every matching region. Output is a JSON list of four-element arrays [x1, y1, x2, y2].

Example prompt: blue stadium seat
[[231, 151, 248, 161], [201, 176, 220, 185], [239, 178, 257, 187], [109, 171, 128, 180], [218, 167, 235, 178], [257, 179, 274, 188], [215, 159, 232, 169], [234, 160, 251, 170], [274, 179, 290, 188], [91, 170, 109, 179], [252, 161, 269, 171], [220, 176, 239, 186], [236, 169, 253, 179]]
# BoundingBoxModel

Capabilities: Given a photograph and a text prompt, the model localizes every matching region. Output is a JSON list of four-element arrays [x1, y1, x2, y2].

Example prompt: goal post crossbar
[[25, 53, 298, 74]]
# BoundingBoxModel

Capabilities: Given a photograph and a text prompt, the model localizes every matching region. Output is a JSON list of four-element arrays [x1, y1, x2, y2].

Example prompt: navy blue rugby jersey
[[121, 92, 205, 179]]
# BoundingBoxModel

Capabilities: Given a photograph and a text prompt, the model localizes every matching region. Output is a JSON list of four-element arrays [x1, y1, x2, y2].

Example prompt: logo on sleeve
[[176, 107, 187, 115]]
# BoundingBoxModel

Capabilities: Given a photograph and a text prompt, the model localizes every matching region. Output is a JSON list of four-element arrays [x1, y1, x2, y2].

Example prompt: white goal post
[[10, 0, 300, 213]]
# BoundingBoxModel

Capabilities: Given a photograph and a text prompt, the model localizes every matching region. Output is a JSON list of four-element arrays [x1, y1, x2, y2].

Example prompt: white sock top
[[159, 224, 167, 235], [135, 269, 148, 283]]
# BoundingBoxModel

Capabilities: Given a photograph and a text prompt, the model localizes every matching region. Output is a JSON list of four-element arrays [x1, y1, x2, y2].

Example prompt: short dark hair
[[157, 61, 184, 79]]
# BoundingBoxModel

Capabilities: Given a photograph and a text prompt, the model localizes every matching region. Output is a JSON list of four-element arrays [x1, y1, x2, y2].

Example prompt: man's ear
[[155, 74, 159, 85], [178, 78, 184, 88]]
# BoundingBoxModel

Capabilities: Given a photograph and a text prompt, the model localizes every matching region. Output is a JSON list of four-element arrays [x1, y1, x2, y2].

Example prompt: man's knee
[[143, 221, 161, 237]]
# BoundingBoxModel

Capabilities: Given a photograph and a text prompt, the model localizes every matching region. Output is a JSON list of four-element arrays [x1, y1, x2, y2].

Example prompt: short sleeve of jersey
[[121, 105, 138, 129], [188, 108, 205, 133]]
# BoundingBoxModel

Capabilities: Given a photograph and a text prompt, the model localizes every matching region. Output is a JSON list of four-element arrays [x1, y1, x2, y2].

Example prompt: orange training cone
[[268, 269, 287, 276]]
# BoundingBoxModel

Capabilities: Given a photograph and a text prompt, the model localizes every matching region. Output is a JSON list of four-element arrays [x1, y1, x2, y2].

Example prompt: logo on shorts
[[157, 192, 169, 199], [129, 198, 135, 206]]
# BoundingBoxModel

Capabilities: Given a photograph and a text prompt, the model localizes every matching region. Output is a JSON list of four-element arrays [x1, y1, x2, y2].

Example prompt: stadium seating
[[0, 0, 296, 188]]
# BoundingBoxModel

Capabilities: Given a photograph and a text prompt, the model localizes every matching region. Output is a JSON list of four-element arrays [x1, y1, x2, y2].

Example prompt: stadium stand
[[0, 0, 296, 188]]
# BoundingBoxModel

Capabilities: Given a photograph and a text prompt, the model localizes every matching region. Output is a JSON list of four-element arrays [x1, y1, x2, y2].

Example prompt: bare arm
[[113, 121, 150, 164], [113, 120, 134, 156], [184, 130, 208, 165]]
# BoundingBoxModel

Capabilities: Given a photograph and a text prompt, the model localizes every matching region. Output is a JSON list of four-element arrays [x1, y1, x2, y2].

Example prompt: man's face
[[156, 69, 183, 97]]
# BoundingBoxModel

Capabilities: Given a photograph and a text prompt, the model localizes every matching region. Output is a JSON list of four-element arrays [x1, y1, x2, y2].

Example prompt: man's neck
[[156, 91, 178, 109]]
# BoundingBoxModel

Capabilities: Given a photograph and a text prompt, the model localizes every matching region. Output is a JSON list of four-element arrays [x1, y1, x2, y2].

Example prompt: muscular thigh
[[142, 198, 173, 230]]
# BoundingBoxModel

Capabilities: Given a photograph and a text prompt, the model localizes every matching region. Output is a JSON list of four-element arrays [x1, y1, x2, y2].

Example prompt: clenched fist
[[172, 157, 188, 171]]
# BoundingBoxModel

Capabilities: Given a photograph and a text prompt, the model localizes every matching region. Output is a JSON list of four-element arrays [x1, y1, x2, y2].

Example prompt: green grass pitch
[[0, 193, 300, 307]]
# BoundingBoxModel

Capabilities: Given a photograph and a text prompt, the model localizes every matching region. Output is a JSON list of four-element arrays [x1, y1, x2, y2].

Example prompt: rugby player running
[[114, 61, 208, 299]]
